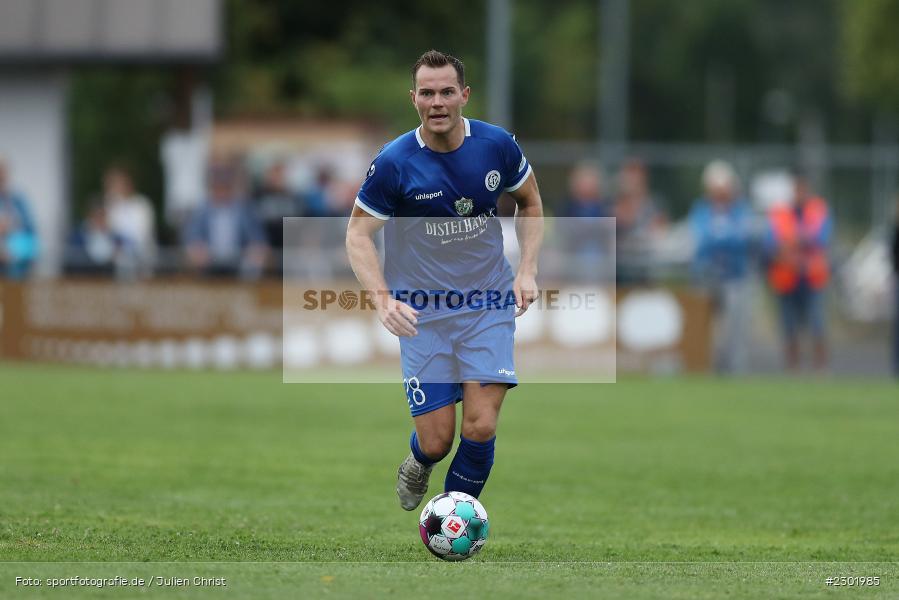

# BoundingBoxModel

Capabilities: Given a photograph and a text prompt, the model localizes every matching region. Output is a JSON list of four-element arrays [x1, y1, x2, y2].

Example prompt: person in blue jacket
[[0, 159, 38, 279], [183, 160, 269, 279], [688, 160, 755, 374]]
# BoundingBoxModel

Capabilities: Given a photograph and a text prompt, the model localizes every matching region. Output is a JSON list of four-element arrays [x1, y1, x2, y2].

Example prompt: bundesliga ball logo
[[338, 291, 359, 310]]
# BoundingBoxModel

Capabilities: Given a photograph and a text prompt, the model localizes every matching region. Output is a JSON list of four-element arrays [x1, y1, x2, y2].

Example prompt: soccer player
[[346, 50, 544, 510]]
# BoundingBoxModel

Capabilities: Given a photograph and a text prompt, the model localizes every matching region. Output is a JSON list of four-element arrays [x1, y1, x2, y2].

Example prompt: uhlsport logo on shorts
[[485, 170, 500, 191]]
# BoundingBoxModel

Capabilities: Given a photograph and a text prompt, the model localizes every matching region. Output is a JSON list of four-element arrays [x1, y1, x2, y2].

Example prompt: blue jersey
[[355, 118, 531, 322]]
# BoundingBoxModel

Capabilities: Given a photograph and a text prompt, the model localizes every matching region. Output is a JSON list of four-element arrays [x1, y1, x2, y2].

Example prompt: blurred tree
[[753, 0, 869, 144], [512, 0, 597, 139], [630, 0, 755, 142], [214, 0, 487, 132], [629, 0, 866, 143], [842, 0, 899, 112]]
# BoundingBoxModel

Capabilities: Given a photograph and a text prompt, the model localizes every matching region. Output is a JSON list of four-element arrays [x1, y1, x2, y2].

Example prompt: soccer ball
[[418, 491, 489, 561]]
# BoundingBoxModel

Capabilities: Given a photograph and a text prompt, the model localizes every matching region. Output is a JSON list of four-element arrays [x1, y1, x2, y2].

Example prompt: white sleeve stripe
[[354, 197, 391, 220], [504, 164, 532, 192]]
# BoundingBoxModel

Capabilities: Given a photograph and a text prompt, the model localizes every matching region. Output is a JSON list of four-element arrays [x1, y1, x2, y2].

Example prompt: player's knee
[[420, 435, 453, 461], [461, 417, 496, 442]]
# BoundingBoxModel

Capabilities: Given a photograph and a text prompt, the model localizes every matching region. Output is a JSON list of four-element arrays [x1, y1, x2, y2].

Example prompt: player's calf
[[443, 382, 505, 497], [444, 435, 495, 498], [397, 432, 451, 511]]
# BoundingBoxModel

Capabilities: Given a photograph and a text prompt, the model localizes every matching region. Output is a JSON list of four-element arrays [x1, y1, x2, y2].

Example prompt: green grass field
[[1, 363, 898, 598]]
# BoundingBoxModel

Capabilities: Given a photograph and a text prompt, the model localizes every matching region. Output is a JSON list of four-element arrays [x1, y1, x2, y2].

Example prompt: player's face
[[411, 65, 469, 136]]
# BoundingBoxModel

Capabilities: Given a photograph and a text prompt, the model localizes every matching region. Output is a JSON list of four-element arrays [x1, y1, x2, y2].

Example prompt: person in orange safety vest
[[764, 171, 832, 372]]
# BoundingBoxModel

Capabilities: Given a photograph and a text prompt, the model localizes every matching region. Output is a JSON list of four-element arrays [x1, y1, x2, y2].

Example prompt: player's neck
[[420, 120, 466, 153]]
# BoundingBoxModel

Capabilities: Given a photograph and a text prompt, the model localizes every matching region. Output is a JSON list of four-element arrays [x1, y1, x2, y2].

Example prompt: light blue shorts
[[400, 307, 517, 416]]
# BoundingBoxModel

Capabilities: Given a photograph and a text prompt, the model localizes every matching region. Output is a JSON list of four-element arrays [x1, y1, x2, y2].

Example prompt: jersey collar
[[415, 117, 472, 148]]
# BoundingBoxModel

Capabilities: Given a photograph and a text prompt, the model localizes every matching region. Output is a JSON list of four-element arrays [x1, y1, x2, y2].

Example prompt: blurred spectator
[[764, 171, 832, 372], [330, 179, 361, 216], [303, 167, 335, 217], [558, 162, 612, 280], [561, 161, 609, 218], [254, 159, 302, 248], [0, 158, 38, 279], [66, 201, 133, 276], [892, 197, 899, 378], [614, 158, 667, 284], [688, 160, 754, 374], [183, 161, 269, 279], [102, 166, 157, 275]]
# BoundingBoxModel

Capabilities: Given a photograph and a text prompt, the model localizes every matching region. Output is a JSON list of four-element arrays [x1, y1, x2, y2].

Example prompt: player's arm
[[345, 206, 419, 336], [508, 173, 544, 317]]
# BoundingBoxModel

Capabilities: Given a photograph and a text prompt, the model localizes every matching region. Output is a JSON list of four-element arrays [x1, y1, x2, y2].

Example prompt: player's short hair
[[412, 50, 465, 89]]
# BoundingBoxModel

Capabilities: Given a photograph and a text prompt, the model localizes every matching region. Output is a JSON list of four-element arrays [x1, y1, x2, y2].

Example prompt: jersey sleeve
[[501, 132, 532, 193], [355, 152, 399, 220]]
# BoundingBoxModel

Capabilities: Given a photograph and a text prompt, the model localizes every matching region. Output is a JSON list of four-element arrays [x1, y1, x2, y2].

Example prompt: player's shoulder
[[373, 129, 421, 167], [466, 118, 518, 144]]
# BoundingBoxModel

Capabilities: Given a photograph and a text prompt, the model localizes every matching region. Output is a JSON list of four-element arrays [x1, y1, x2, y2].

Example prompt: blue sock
[[444, 435, 495, 498], [410, 431, 441, 466]]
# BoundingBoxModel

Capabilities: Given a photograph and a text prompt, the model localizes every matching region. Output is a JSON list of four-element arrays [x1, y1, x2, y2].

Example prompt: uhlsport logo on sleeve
[[454, 197, 474, 216], [484, 170, 501, 191]]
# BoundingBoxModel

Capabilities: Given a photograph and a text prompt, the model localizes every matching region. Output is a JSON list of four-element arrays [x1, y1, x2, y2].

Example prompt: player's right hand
[[377, 297, 419, 337]]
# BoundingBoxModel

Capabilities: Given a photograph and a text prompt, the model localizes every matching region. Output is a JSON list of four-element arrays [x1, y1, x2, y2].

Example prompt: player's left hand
[[513, 273, 538, 317]]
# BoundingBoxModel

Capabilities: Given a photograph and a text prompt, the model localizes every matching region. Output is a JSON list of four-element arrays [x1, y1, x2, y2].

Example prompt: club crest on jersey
[[454, 197, 474, 216], [485, 170, 501, 191]]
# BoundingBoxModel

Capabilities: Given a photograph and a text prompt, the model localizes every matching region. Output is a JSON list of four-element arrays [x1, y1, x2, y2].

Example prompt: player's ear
[[460, 86, 470, 107], [410, 89, 416, 105]]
